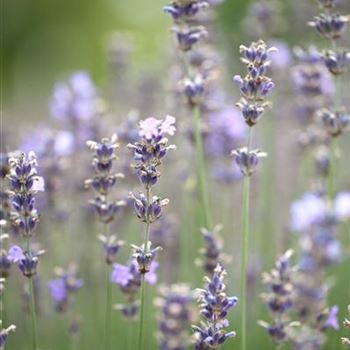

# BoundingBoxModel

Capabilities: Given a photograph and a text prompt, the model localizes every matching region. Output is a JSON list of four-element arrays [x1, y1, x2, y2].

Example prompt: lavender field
[[2, 0, 350, 349]]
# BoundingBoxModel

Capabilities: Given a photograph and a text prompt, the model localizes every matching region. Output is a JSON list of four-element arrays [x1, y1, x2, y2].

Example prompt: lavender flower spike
[[259, 250, 299, 345], [192, 264, 238, 349], [0, 322, 16, 350], [342, 305, 350, 347]]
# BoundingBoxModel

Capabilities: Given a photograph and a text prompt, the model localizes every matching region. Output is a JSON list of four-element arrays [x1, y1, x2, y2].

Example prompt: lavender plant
[[342, 305, 350, 347], [259, 250, 299, 346], [128, 115, 176, 350], [0, 321, 16, 350], [308, 0, 350, 198], [155, 284, 195, 350], [196, 225, 230, 277], [192, 264, 238, 349], [164, 0, 213, 229], [6, 152, 45, 350], [85, 134, 125, 350], [232, 39, 275, 350]]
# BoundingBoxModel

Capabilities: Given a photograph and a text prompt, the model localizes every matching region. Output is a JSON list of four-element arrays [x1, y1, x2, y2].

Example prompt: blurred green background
[[3, 0, 251, 122]]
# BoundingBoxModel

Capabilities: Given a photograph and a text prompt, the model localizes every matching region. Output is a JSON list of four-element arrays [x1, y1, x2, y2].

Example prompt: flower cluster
[[111, 259, 158, 319], [7, 152, 44, 237], [8, 245, 45, 278], [289, 193, 342, 348], [196, 225, 230, 276], [317, 108, 349, 137], [342, 305, 350, 347], [155, 284, 195, 350], [48, 265, 84, 312], [259, 250, 299, 344], [0, 322, 16, 349], [292, 47, 334, 124], [232, 40, 275, 176], [0, 232, 11, 278], [128, 116, 176, 274], [50, 71, 99, 123], [192, 264, 238, 349], [164, 0, 215, 107], [85, 134, 125, 264], [233, 41, 276, 125], [309, 0, 350, 78]]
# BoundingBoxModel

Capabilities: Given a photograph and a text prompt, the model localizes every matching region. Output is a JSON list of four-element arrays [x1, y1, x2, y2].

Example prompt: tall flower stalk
[[192, 264, 238, 349], [232, 40, 276, 350], [85, 134, 125, 350], [128, 116, 176, 350], [164, 0, 212, 229], [308, 0, 350, 199], [6, 152, 45, 350]]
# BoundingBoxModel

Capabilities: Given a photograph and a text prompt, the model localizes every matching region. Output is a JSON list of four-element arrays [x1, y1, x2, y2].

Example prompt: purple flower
[[322, 305, 340, 331], [111, 263, 133, 287], [54, 131, 75, 156], [145, 261, 159, 285], [48, 278, 67, 303], [50, 71, 98, 122], [269, 40, 292, 69], [290, 193, 327, 232], [0, 324, 16, 348], [7, 245, 25, 263], [48, 265, 84, 312], [335, 192, 350, 220], [192, 264, 238, 349]]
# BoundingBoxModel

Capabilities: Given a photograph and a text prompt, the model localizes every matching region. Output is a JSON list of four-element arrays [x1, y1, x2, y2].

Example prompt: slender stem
[[105, 264, 112, 350], [26, 236, 39, 350], [137, 274, 146, 350], [240, 127, 252, 350], [103, 220, 112, 350], [193, 104, 212, 229], [327, 137, 336, 199], [137, 187, 151, 350], [127, 320, 133, 350]]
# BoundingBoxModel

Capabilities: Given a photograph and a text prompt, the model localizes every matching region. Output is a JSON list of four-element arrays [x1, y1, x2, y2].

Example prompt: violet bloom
[[0, 323, 16, 349], [197, 225, 230, 276], [290, 193, 327, 233], [269, 40, 292, 69], [206, 107, 246, 157], [7, 152, 44, 237], [50, 71, 98, 122], [155, 284, 195, 350], [259, 250, 299, 345], [334, 192, 350, 220], [192, 264, 238, 349], [8, 245, 44, 278], [48, 265, 84, 312], [111, 259, 159, 319], [85, 134, 125, 263], [342, 305, 350, 347]]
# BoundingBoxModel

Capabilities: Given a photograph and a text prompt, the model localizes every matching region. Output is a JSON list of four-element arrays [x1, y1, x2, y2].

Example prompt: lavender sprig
[[259, 250, 299, 345], [342, 305, 350, 347], [7, 151, 44, 350], [0, 322, 16, 350], [232, 40, 276, 350], [192, 264, 238, 349], [85, 134, 125, 350], [164, 0, 213, 229], [155, 284, 195, 350], [128, 115, 176, 350], [308, 1, 350, 199]]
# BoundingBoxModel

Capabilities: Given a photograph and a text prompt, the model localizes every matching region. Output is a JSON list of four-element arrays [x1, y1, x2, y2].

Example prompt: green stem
[[240, 127, 252, 350], [137, 187, 151, 350], [26, 236, 39, 350], [193, 105, 212, 229], [105, 263, 112, 350], [327, 137, 336, 200]]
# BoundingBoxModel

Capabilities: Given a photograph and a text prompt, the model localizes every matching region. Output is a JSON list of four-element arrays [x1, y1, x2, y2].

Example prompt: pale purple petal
[[8, 245, 25, 263]]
